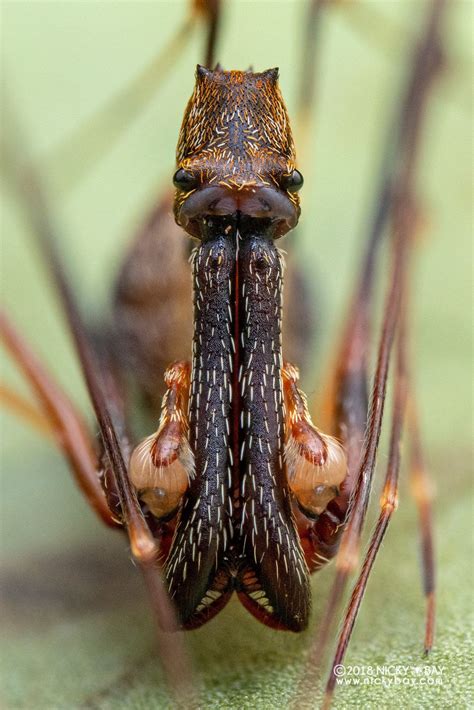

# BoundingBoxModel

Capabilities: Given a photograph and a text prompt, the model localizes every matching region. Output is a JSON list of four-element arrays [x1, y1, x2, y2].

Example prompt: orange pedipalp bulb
[[283, 362, 347, 516]]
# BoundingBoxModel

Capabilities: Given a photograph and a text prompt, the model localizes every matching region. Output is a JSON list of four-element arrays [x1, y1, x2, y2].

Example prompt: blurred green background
[[1, 1, 472, 708]]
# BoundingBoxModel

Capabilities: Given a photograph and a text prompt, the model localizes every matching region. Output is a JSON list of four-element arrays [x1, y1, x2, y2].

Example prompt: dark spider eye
[[173, 168, 198, 192], [281, 169, 304, 193]]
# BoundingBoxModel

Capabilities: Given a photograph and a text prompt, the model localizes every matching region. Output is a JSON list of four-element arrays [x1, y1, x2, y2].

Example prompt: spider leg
[[3, 116, 194, 701], [201, 0, 222, 69], [294, 199, 410, 690], [328, 0, 445, 634], [0, 310, 118, 527], [295, 0, 327, 153], [301, 72, 396, 674], [408, 392, 436, 655], [322, 308, 409, 709], [285, 4, 447, 705], [315, 3, 447, 706], [301, 267, 375, 677]]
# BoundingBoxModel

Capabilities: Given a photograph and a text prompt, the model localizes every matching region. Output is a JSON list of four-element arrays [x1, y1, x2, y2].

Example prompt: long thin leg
[[295, 0, 327, 154], [300, 4, 446, 708], [322, 314, 409, 709], [3, 113, 193, 700], [0, 310, 117, 527], [408, 393, 436, 654], [333, 0, 446, 592], [300, 201, 410, 690], [202, 0, 222, 68], [299, 1, 447, 685], [304, 87, 405, 685]]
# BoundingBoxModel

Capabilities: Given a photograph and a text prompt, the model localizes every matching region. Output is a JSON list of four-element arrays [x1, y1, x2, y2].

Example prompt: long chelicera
[[165, 215, 310, 631]]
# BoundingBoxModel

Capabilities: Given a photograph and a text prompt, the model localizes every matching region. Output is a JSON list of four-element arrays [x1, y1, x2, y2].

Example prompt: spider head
[[173, 66, 303, 239]]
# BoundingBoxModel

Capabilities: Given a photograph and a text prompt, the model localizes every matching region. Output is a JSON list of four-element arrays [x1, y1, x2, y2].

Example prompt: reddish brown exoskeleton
[[123, 66, 347, 631], [1, 0, 445, 706]]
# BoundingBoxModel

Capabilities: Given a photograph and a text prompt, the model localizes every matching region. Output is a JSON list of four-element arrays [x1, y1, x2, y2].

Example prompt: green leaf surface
[[1, 2, 472, 709]]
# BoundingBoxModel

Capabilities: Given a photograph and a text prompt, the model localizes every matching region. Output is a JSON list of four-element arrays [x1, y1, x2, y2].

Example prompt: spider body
[[1, 2, 447, 706], [125, 67, 345, 631]]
